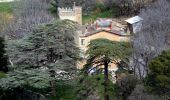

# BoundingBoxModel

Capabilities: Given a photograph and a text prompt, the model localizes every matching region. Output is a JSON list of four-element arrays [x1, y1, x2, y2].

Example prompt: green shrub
[[0, 71, 6, 78], [76, 74, 116, 100], [48, 80, 76, 100], [145, 50, 170, 94], [115, 74, 137, 100], [95, 3, 106, 11], [0, 2, 12, 13]]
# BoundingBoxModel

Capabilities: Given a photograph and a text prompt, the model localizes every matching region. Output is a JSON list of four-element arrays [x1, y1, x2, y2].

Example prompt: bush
[[145, 50, 170, 95], [0, 2, 12, 13], [128, 84, 168, 100], [48, 80, 76, 100], [115, 74, 137, 100], [76, 74, 116, 100], [95, 3, 106, 12], [0, 71, 6, 78]]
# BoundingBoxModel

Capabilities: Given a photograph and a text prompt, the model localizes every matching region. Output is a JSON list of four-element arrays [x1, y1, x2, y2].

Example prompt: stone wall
[[58, 5, 82, 25]]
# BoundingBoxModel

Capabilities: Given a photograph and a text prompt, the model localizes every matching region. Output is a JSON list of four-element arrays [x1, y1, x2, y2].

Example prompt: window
[[81, 39, 85, 45]]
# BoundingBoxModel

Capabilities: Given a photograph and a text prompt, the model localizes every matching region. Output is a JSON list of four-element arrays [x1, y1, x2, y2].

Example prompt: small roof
[[125, 16, 143, 24], [97, 20, 112, 27]]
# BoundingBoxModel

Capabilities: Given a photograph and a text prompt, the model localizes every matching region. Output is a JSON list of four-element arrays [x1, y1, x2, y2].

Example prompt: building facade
[[77, 18, 130, 70]]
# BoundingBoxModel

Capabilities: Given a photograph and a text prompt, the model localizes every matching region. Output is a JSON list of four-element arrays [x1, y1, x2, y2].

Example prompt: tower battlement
[[58, 4, 82, 25], [58, 8, 74, 12]]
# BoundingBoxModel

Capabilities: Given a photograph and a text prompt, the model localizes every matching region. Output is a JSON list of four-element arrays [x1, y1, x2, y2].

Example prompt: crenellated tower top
[[58, 2, 82, 25]]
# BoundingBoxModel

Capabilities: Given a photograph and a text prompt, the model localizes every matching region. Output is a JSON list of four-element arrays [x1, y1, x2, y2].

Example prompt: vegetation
[[76, 74, 115, 100], [82, 9, 116, 24], [0, 20, 80, 99], [7, 20, 80, 69], [86, 38, 132, 100], [0, 71, 6, 78], [145, 50, 170, 94], [82, 2, 117, 24], [132, 0, 170, 79], [0, 0, 170, 100], [4, 0, 54, 38], [115, 74, 137, 100], [0, 2, 12, 13]]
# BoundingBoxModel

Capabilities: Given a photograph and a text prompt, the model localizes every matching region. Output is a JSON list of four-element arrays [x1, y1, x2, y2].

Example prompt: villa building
[[77, 18, 130, 70], [58, 4, 131, 70]]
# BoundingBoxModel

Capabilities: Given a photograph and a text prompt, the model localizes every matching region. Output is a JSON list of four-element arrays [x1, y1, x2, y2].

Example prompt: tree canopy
[[1, 20, 80, 92], [145, 50, 170, 94], [85, 38, 132, 100], [86, 38, 132, 67], [7, 20, 80, 71]]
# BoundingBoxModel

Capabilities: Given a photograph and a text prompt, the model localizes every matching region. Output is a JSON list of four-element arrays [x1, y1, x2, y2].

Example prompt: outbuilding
[[125, 16, 143, 34]]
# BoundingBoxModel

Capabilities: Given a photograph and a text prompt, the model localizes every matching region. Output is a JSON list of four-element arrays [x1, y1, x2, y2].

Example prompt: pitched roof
[[125, 16, 143, 24], [80, 18, 129, 37], [80, 29, 129, 37]]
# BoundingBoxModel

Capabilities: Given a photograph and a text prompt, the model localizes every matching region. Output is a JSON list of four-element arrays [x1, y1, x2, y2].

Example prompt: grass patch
[[82, 9, 117, 24], [0, 71, 6, 78], [0, 2, 12, 13]]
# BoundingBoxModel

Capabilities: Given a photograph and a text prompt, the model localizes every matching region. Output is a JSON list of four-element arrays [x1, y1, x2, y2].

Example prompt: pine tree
[[7, 20, 80, 71], [2, 20, 80, 96], [86, 38, 132, 100]]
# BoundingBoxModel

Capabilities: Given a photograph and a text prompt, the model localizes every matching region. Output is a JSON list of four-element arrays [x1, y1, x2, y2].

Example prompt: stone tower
[[58, 3, 82, 25], [74, 5, 82, 25]]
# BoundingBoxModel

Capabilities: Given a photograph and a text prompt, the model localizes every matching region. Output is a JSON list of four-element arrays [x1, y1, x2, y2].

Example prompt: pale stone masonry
[[58, 3, 82, 25]]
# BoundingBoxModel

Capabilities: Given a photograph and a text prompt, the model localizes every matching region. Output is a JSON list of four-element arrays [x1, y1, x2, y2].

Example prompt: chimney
[[109, 23, 112, 31]]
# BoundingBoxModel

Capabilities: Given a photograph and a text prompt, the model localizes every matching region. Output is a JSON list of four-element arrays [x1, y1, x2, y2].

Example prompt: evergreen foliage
[[115, 74, 137, 100], [86, 38, 132, 68], [7, 20, 80, 71], [0, 69, 52, 90], [0, 71, 6, 79], [76, 74, 115, 100], [1, 20, 80, 96], [85, 38, 132, 100], [145, 50, 170, 94]]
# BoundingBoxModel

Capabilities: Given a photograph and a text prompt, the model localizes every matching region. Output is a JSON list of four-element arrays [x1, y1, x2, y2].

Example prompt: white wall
[[132, 21, 142, 33]]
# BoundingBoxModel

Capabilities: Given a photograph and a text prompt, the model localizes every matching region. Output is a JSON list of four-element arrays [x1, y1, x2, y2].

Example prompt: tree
[[145, 50, 170, 95], [4, 0, 54, 39], [112, 0, 154, 16], [132, 0, 170, 78], [7, 20, 80, 70], [0, 37, 8, 72], [86, 38, 132, 100], [5, 20, 80, 97], [115, 74, 137, 100]]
